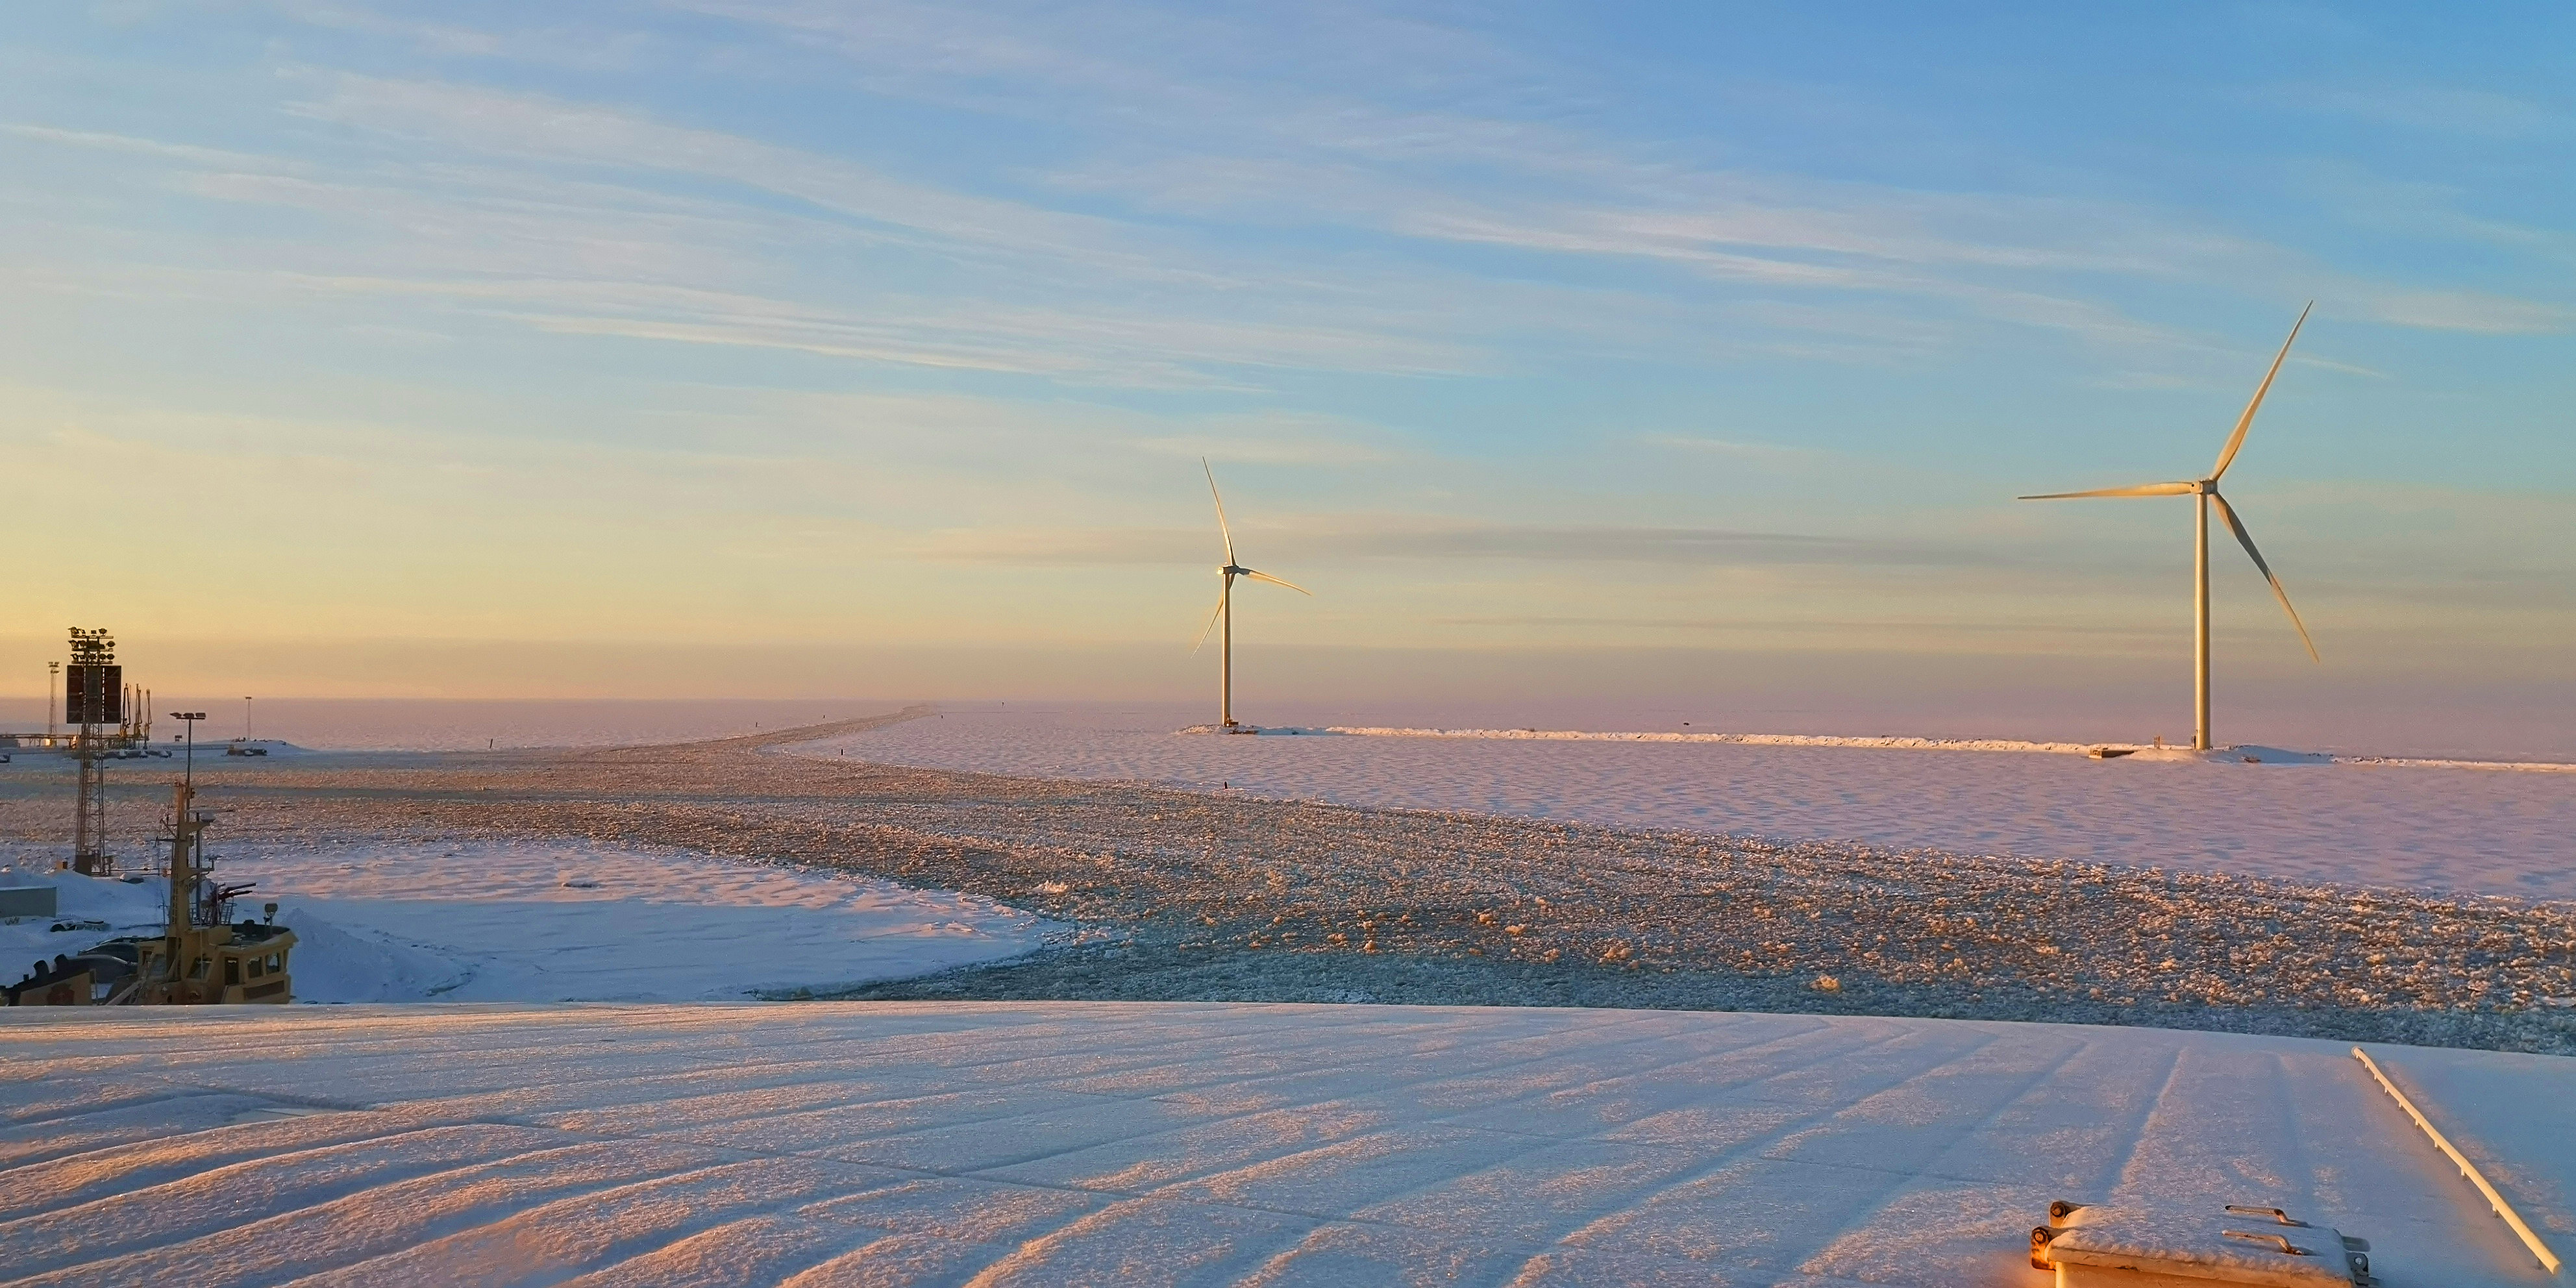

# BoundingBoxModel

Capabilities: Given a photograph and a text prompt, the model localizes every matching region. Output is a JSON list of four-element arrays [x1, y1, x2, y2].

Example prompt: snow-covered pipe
[[2351, 1046, 2560, 1275]]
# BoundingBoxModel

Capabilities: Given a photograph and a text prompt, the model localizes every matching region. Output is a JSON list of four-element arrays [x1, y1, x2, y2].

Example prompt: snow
[[2, 1002, 2567, 1285], [2044, 1203, 2364, 1284], [795, 704, 2576, 901], [6, 709, 2566, 1282], [1321, 728, 2566, 772], [0, 870, 161, 978], [0, 844, 1058, 1005]]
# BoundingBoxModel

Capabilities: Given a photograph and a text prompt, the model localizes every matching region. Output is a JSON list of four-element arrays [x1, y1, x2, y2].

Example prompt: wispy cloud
[[1433, 614, 2170, 639], [1131, 412, 1402, 466], [4, 1, 2568, 682], [288, 75, 1162, 273], [2355, 290, 2571, 335], [918, 519, 1979, 568], [14, 106, 1508, 386], [671, 4, 2573, 355], [1636, 434, 1842, 469], [2293, 86, 2564, 138], [3, 123, 295, 169]]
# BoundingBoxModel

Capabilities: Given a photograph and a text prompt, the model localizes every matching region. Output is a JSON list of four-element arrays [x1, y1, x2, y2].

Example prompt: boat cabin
[[133, 920, 297, 1005]]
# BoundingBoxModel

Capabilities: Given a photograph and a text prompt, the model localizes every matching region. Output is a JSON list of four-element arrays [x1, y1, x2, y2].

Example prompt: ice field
[[3, 1002, 2568, 1286], [1, 843, 1053, 1005], [6, 710, 2572, 1285], [800, 704, 2576, 900]]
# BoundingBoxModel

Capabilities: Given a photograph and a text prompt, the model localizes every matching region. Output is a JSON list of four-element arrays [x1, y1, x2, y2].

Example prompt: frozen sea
[[800, 703, 2576, 902], [0, 698, 904, 752]]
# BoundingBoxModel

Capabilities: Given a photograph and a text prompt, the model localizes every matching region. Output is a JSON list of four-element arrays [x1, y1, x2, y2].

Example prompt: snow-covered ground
[[0, 868, 162, 984], [1, 845, 1054, 1004], [795, 705, 2576, 900], [1317, 724, 2576, 773], [2, 1002, 2566, 1286]]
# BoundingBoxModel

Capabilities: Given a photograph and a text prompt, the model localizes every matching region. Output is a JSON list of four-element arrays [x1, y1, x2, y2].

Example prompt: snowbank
[[3, 843, 1056, 1006], [1, 1002, 2565, 1285], [268, 904, 468, 1004], [1329, 726, 2571, 770], [1328, 724, 2129, 753], [2121, 742, 2336, 765], [1174, 724, 1343, 736], [219, 839, 1058, 1003], [0, 869, 164, 977]]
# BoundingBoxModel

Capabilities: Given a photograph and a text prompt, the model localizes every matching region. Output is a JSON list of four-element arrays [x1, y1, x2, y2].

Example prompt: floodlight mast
[[175, 712, 207, 789], [66, 628, 119, 875]]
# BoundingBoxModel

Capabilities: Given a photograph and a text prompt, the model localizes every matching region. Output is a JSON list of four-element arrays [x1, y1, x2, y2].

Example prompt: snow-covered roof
[[3, 1003, 2566, 1285]]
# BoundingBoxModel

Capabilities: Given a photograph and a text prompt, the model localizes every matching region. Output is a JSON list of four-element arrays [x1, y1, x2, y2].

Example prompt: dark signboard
[[65, 663, 122, 726]]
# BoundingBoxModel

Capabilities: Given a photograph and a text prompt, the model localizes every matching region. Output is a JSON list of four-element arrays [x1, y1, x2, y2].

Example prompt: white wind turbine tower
[[2020, 303, 2320, 752], [1193, 459, 1310, 731]]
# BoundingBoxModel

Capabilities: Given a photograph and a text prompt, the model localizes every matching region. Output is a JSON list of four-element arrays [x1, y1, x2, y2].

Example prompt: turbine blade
[[1189, 576, 1231, 652], [2211, 301, 2313, 482], [1241, 568, 1312, 595], [2212, 490, 2320, 663], [2018, 482, 2198, 499], [1202, 457, 1235, 565]]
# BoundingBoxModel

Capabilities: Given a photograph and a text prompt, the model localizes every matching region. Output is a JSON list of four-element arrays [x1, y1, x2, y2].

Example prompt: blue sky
[[1, 3, 2569, 728]]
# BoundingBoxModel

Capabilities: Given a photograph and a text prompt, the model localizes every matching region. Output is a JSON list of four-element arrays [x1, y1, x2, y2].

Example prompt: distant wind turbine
[[1193, 459, 1309, 730], [2020, 303, 2321, 752]]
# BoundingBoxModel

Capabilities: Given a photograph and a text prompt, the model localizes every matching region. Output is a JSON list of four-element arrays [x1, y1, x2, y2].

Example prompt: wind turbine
[[1193, 459, 1309, 730], [2020, 303, 2320, 752]]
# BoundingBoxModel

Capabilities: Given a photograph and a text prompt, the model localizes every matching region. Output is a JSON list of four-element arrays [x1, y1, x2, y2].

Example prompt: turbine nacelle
[[1215, 563, 1307, 593]]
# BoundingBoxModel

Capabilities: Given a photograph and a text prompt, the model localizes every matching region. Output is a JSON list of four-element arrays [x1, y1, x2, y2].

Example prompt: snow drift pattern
[[2, 1003, 2566, 1286]]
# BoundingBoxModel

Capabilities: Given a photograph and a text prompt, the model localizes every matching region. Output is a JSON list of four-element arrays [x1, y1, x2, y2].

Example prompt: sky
[[1, 3, 2570, 741]]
